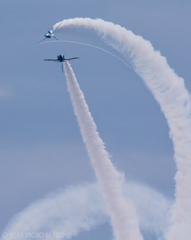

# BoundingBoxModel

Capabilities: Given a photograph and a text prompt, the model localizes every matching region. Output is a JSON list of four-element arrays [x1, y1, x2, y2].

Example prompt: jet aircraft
[[44, 55, 79, 72], [38, 22, 62, 44]]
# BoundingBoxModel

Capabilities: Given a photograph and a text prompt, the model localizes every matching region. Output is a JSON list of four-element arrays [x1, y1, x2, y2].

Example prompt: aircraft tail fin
[[62, 63, 64, 73]]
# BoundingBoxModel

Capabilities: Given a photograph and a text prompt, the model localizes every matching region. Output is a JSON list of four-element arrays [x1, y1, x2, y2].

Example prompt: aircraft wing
[[64, 57, 79, 61], [38, 38, 46, 44], [44, 59, 58, 61]]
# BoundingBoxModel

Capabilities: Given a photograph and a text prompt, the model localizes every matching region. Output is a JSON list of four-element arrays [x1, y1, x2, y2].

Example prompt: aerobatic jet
[[38, 22, 62, 44], [44, 55, 79, 72]]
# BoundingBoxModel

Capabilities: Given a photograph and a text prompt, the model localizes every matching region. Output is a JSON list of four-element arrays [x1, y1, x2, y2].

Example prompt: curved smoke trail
[[64, 61, 143, 240], [1, 182, 171, 240], [40, 40, 131, 68], [54, 18, 191, 240]]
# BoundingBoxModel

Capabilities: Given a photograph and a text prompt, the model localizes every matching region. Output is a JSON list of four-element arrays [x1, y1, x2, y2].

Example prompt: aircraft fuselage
[[57, 55, 65, 62]]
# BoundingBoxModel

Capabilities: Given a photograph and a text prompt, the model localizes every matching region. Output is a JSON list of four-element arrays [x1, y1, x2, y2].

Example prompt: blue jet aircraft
[[38, 22, 62, 44]]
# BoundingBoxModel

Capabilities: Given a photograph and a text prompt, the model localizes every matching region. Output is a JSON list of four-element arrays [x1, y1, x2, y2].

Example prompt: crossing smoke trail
[[63, 61, 143, 240], [54, 18, 191, 240]]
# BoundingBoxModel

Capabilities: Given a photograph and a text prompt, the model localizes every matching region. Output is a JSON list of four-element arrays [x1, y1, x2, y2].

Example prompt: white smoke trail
[[2, 184, 107, 240], [1, 182, 171, 240], [63, 61, 143, 240], [54, 18, 191, 240]]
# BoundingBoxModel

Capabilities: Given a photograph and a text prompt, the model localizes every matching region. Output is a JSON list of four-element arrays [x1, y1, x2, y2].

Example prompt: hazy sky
[[0, 1, 191, 240]]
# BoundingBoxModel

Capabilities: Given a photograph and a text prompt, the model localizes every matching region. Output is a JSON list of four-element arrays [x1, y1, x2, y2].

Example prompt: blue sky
[[0, 1, 191, 240]]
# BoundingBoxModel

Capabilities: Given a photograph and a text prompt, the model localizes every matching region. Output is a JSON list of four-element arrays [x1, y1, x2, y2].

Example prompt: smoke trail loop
[[55, 18, 191, 240]]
